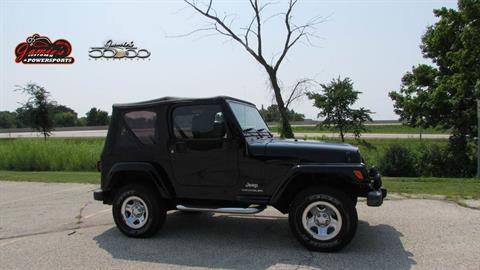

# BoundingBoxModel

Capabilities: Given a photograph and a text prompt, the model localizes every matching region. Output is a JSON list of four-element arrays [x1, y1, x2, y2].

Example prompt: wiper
[[242, 127, 257, 133], [242, 127, 258, 136], [257, 128, 273, 138]]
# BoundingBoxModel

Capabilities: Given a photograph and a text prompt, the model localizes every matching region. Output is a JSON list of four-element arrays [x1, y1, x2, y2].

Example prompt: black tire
[[112, 184, 166, 238], [288, 186, 358, 252]]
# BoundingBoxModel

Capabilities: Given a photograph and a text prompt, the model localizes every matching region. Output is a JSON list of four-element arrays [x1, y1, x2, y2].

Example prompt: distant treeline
[[0, 105, 110, 129]]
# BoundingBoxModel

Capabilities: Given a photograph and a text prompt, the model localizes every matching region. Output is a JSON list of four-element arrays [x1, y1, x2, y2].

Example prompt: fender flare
[[269, 164, 367, 205], [105, 162, 172, 199]]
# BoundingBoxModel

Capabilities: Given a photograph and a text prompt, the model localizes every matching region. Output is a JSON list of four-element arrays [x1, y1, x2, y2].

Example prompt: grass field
[[382, 177, 480, 199], [0, 170, 477, 199], [312, 137, 448, 168], [0, 137, 447, 171], [269, 124, 448, 134], [0, 138, 103, 171]]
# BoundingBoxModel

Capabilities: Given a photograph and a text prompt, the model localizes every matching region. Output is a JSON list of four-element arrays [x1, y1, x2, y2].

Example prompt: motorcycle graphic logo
[[15, 34, 75, 64]]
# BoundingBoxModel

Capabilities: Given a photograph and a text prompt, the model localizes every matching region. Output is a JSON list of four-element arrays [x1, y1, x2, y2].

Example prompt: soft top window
[[124, 110, 157, 144], [172, 105, 226, 139]]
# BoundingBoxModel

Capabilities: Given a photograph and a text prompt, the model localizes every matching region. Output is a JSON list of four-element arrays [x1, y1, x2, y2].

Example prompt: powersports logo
[[89, 40, 151, 60], [15, 34, 74, 64]]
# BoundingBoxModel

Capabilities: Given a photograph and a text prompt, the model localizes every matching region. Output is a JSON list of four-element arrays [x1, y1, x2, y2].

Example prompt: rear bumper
[[93, 189, 105, 201]]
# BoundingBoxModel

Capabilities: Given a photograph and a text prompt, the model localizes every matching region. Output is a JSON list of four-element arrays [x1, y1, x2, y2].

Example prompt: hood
[[247, 138, 361, 163]]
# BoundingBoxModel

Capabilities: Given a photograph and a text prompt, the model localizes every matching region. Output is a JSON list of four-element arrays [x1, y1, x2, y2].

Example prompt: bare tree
[[183, 0, 322, 138], [284, 78, 318, 109]]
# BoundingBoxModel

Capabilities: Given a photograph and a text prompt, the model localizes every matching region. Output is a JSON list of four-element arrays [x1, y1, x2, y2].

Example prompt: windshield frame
[[225, 100, 271, 137]]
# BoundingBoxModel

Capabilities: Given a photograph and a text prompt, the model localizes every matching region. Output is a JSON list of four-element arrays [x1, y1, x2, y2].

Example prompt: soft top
[[112, 96, 255, 109]]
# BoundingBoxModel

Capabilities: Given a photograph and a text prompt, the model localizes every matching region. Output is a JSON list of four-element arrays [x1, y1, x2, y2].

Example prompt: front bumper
[[367, 188, 387, 206], [366, 169, 387, 207]]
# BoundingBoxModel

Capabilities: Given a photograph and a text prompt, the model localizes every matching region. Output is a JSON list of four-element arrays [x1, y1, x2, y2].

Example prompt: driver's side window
[[172, 104, 226, 140]]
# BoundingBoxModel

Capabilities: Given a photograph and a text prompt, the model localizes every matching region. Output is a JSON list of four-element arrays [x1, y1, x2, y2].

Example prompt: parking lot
[[1, 181, 479, 270]]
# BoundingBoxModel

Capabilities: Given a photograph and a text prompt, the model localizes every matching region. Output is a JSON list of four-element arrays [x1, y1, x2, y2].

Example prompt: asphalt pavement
[[1, 181, 479, 270]]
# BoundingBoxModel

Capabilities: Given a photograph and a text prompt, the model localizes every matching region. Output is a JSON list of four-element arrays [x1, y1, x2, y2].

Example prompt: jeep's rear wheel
[[289, 187, 358, 252], [112, 184, 166, 238]]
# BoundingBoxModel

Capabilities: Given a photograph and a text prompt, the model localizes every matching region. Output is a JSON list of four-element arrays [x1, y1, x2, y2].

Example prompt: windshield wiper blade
[[257, 128, 273, 138], [242, 127, 257, 133]]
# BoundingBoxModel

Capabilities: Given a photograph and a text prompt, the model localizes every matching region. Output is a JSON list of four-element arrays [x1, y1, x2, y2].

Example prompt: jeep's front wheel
[[112, 184, 166, 238], [289, 187, 358, 252]]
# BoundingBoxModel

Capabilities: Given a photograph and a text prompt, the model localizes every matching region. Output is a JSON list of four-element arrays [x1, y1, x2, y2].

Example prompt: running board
[[176, 204, 266, 214]]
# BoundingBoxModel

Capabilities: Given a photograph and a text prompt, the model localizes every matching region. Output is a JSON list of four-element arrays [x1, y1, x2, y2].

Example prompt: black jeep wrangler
[[94, 96, 386, 251]]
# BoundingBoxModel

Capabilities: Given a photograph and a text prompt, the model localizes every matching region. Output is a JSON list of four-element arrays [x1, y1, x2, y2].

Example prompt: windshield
[[227, 100, 270, 132]]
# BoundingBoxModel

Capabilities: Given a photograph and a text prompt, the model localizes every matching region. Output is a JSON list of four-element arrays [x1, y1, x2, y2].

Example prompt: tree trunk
[[267, 69, 294, 138], [339, 126, 345, 142]]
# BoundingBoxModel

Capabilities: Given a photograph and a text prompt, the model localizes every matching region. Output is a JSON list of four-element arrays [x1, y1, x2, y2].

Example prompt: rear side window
[[123, 110, 157, 144]]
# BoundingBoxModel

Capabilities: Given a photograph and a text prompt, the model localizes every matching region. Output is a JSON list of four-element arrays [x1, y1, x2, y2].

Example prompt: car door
[[168, 103, 238, 191]]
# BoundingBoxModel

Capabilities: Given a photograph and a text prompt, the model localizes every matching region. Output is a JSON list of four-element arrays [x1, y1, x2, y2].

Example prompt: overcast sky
[[0, 0, 457, 120]]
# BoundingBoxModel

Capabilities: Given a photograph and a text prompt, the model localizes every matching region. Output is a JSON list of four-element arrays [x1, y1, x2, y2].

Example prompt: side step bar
[[176, 204, 266, 214]]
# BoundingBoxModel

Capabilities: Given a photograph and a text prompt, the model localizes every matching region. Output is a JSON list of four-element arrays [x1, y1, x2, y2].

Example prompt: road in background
[[0, 129, 449, 139], [1, 181, 479, 270]]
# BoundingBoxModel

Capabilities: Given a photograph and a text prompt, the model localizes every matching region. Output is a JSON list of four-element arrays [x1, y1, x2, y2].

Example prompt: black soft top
[[113, 96, 255, 109]]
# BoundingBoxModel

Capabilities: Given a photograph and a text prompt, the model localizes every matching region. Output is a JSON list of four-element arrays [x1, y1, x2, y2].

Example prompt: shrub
[[379, 144, 418, 177], [417, 144, 448, 177]]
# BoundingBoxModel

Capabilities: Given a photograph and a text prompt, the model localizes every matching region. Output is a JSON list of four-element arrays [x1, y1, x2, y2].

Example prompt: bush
[[379, 144, 418, 177], [417, 144, 448, 177], [443, 136, 476, 177]]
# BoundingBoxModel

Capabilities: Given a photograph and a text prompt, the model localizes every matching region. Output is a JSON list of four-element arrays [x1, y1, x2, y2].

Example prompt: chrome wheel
[[121, 196, 149, 229], [302, 201, 342, 241]]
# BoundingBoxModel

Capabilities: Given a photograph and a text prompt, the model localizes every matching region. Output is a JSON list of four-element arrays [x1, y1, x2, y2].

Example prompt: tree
[[307, 77, 372, 142], [15, 83, 55, 140], [0, 111, 17, 128], [389, 0, 480, 176], [50, 104, 78, 127], [51, 104, 77, 115], [389, 64, 438, 131], [76, 117, 87, 127], [183, 0, 322, 138], [86, 108, 110, 126], [53, 112, 77, 127], [259, 104, 305, 122], [15, 107, 30, 128]]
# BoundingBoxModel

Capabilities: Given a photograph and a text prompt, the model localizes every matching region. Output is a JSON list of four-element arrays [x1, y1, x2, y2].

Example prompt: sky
[[0, 0, 458, 120]]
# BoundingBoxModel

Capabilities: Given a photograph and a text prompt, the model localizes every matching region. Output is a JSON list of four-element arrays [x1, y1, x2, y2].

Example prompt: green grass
[[0, 170, 100, 184], [383, 177, 480, 199], [0, 138, 104, 171], [0, 170, 477, 199], [0, 137, 447, 171], [269, 124, 448, 134], [305, 137, 448, 169]]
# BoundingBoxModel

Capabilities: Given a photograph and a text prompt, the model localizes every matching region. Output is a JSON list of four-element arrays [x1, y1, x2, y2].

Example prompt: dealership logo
[[15, 34, 74, 64], [88, 40, 151, 60]]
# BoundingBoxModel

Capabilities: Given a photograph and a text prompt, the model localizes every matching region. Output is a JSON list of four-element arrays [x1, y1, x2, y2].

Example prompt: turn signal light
[[353, 170, 364, 180]]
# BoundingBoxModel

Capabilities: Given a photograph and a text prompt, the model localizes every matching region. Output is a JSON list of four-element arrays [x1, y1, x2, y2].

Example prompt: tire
[[288, 186, 358, 252], [112, 184, 166, 238]]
